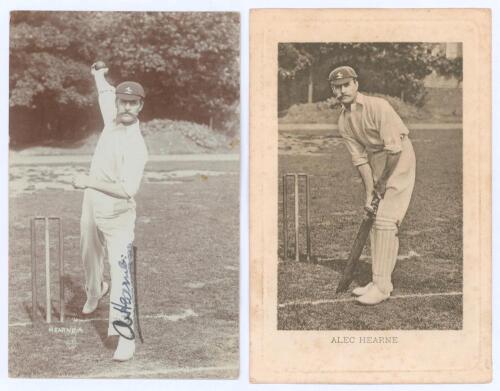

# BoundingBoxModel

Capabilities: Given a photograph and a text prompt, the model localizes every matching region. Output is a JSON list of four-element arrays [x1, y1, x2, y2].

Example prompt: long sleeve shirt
[[338, 93, 409, 167], [89, 74, 149, 219]]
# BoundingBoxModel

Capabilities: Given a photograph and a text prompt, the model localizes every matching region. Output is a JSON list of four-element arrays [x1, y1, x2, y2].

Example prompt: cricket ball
[[94, 61, 106, 70]]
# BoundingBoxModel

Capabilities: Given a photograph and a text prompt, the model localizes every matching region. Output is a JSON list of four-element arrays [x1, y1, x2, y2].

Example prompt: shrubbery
[[142, 119, 232, 152], [278, 43, 462, 110], [13, 118, 235, 155], [280, 92, 429, 124], [9, 12, 239, 145]]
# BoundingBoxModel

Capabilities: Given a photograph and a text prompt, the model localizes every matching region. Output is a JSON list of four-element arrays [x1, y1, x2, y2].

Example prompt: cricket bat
[[335, 193, 381, 293], [132, 246, 144, 343]]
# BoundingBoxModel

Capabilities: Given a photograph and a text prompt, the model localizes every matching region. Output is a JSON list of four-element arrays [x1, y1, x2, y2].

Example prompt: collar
[[341, 92, 365, 112], [353, 92, 365, 107]]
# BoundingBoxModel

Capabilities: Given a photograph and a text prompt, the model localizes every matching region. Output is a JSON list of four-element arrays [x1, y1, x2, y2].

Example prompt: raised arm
[[91, 63, 117, 127]]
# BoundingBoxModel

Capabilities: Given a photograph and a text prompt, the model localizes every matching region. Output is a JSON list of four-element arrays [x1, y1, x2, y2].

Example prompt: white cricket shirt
[[89, 75, 148, 219]]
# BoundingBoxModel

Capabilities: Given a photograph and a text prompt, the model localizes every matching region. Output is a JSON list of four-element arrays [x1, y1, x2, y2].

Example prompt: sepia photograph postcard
[[8, 10, 240, 378], [250, 8, 491, 383]]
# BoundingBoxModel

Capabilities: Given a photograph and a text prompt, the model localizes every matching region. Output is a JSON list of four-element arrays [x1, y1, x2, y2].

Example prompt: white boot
[[113, 336, 136, 361], [352, 282, 373, 296], [82, 282, 109, 315], [356, 284, 389, 305]]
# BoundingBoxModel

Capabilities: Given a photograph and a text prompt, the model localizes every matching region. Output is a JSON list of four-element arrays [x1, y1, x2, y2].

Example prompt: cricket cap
[[116, 81, 145, 101], [328, 66, 358, 85]]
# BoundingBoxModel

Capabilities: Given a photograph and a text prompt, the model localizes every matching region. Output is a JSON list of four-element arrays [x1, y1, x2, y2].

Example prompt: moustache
[[116, 112, 138, 125]]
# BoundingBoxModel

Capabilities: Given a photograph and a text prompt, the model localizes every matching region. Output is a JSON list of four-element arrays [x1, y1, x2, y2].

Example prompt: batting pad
[[372, 217, 399, 295]]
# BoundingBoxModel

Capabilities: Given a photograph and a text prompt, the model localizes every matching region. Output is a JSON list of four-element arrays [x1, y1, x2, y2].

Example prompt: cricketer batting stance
[[72, 62, 148, 360], [330, 66, 416, 305]]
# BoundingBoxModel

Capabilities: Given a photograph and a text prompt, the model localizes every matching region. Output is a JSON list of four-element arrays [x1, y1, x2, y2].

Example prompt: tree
[[431, 55, 463, 87], [278, 43, 437, 107], [9, 11, 240, 145], [84, 12, 239, 124]]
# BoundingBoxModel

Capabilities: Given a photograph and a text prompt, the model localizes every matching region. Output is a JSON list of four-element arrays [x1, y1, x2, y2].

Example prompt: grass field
[[9, 159, 239, 378], [278, 129, 463, 330]]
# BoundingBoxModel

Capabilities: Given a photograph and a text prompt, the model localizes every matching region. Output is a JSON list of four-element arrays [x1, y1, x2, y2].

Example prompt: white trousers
[[80, 190, 136, 338], [370, 138, 416, 223], [368, 138, 416, 294]]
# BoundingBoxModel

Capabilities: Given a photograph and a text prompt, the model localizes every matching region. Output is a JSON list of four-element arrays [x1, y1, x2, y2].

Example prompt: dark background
[[9, 11, 240, 147], [278, 42, 462, 113]]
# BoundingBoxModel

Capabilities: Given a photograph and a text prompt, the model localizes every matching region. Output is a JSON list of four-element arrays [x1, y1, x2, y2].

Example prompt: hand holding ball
[[91, 61, 108, 75], [94, 61, 106, 70]]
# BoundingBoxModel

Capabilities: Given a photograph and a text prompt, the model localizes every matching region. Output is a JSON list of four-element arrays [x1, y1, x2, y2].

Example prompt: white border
[[1, 1, 498, 390]]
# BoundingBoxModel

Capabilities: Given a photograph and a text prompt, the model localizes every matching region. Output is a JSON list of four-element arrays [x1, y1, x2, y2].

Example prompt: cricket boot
[[82, 281, 109, 315], [356, 283, 390, 305], [113, 336, 136, 361], [352, 282, 374, 296]]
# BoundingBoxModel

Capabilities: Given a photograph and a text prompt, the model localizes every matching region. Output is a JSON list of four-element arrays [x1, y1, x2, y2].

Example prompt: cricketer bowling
[[72, 62, 148, 360]]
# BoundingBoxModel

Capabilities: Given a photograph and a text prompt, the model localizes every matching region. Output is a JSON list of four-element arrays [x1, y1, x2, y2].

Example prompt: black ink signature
[[112, 245, 135, 340]]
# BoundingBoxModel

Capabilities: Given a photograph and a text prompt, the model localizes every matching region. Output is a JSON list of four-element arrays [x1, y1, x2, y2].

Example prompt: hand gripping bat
[[335, 192, 382, 293]]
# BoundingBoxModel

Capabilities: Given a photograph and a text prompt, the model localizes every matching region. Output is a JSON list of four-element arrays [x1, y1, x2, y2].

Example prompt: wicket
[[282, 173, 311, 262], [31, 216, 64, 323]]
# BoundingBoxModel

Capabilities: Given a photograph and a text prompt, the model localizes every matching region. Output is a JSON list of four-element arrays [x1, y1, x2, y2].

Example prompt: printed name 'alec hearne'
[[331, 336, 399, 344]]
